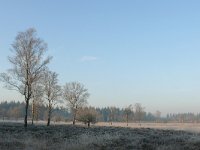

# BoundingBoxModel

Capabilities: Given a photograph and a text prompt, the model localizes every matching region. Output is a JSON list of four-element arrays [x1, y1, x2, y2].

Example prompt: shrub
[[77, 107, 98, 127]]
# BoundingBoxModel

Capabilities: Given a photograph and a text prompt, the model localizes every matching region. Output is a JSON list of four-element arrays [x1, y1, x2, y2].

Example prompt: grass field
[[1, 122, 200, 150]]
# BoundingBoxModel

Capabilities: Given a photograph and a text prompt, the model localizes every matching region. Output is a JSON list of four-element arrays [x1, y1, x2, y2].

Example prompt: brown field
[[96, 122, 200, 133], [1, 121, 200, 150]]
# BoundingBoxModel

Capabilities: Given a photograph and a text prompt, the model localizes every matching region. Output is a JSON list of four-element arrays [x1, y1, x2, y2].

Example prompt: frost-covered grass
[[1, 122, 200, 150]]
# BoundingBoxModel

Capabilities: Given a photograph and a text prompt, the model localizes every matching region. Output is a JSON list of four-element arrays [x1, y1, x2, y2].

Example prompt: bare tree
[[134, 103, 145, 125], [43, 69, 62, 126], [0, 28, 51, 127], [109, 107, 116, 125], [124, 105, 133, 126], [63, 82, 89, 125]]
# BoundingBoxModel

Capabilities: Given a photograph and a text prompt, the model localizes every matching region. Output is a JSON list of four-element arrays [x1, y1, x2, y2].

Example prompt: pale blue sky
[[1, 1, 200, 115]]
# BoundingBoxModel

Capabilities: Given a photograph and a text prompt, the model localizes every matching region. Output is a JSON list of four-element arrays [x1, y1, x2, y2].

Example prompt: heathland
[[1, 122, 200, 150]]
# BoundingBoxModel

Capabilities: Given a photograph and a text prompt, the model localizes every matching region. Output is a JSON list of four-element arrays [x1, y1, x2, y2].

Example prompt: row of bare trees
[[0, 28, 161, 128], [3, 100, 200, 125], [0, 28, 50, 127], [0, 100, 154, 126], [122, 103, 146, 126], [0, 28, 90, 127]]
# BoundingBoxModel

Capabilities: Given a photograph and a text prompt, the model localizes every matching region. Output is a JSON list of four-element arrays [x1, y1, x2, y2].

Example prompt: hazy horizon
[[1, 1, 200, 116]]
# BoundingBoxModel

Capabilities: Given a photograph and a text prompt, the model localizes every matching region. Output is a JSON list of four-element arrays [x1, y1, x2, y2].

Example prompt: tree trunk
[[47, 111, 51, 126], [73, 115, 76, 125], [24, 100, 29, 127], [47, 103, 51, 126], [47, 117, 50, 126], [31, 117, 34, 125], [73, 111, 76, 125], [87, 122, 90, 127], [126, 114, 128, 126], [31, 101, 35, 125]]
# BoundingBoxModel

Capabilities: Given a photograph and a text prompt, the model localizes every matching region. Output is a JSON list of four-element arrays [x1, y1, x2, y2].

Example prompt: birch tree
[[0, 28, 51, 127], [63, 82, 89, 125], [43, 69, 61, 126]]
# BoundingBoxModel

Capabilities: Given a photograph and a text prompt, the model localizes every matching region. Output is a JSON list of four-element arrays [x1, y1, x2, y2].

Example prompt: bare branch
[[63, 81, 89, 125], [0, 28, 51, 127]]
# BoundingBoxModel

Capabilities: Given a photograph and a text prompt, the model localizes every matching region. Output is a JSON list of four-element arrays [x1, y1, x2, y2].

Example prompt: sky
[[1, 0, 200, 115]]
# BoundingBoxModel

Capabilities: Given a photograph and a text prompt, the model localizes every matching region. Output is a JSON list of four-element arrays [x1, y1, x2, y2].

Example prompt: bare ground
[[1, 122, 200, 150]]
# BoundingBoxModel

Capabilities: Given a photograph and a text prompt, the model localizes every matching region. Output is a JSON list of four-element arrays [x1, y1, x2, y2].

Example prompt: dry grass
[[96, 122, 200, 133]]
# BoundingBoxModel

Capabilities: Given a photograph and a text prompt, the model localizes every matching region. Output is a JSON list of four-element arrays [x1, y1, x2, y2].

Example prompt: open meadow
[[1, 121, 200, 150]]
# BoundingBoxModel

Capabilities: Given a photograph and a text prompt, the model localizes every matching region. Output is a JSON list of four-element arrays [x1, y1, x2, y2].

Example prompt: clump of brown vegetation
[[77, 107, 98, 127]]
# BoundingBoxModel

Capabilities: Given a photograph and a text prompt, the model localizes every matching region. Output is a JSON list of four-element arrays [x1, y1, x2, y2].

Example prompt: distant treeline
[[0, 101, 200, 123], [0, 101, 70, 122]]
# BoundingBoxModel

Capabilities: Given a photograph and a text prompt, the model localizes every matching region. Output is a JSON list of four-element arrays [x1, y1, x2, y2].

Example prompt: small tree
[[77, 107, 97, 127], [63, 82, 89, 125], [109, 107, 117, 125], [43, 69, 62, 126], [124, 105, 132, 126], [134, 103, 145, 125], [0, 28, 51, 127]]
